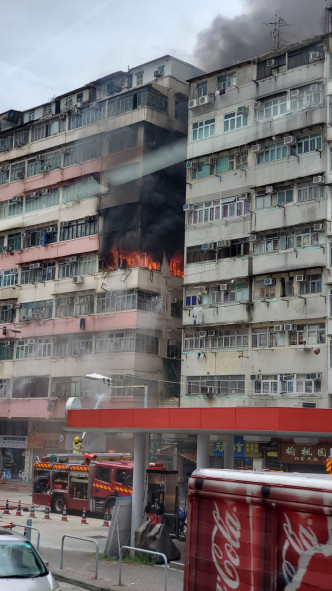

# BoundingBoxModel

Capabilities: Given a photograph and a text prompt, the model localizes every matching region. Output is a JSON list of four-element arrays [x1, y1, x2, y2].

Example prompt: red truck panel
[[184, 469, 332, 591]]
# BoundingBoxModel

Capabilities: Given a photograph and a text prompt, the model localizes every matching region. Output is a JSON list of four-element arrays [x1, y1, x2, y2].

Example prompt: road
[[61, 583, 87, 590]]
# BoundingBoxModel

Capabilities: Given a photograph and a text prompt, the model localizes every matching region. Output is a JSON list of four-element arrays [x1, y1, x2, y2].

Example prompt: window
[[167, 340, 181, 359], [55, 335, 93, 357], [224, 109, 248, 132], [299, 275, 322, 294], [278, 188, 294, 205], [0, 168, 9, 186], [56, 296, 75, 318], [0, 197, 23, 219], [0, 268, 18, 287], [252, 328, 285, 348], [0, 342, 14, 361], [254, 375, 278, 395], [295, 133, 322, 155], [211, 329, 249, 349], [256, 142, 288, 164], [21, 263, 56, 284], [7, 233, 21, 251], [95, 466, 110, 483], [297, 181, 324, 203], [217, 72, 236, 91], [115, 469, 132, 487], [60, 216, 98, 241], [209, 283, 249, 304], [76, 92, 84, 104], [58, 254, 97, 278], [16, 338, 52, 359], [0, 305, 15, 324], [136, 71, 144, 85], [0, 379, 8, 397], [192, 119, 215, 141], [19, 300, 53, 322], [10, 162, 25, 182], [108, 87, 168, 116], [253, 279, 276, 300], [289, 324, 325, 346], [94, 332, 159, 355], [75, 294, 94, 316], [184, 332, 209, 350], [31, 120, 62, 142], [25, 188, 60, 212], [187, 375, 244, 396], [68, 103, 105, 130], [256, 193, 272, 209], [256, 94, 287, 120], [63, 139, 101, 166], [253, 226, 319, 254], [197, 81, 207, 99], [62, 178, 99, 204], [22, 226, 57, 249], [215, 152, 247, 173]]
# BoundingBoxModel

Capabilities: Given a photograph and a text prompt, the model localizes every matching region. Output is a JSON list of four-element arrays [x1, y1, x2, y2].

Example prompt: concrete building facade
[[182, 33, 332, 412], [0, 55, 203, 478]]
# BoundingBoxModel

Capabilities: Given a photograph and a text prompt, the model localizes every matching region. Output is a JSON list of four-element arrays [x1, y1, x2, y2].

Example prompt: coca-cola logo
[[282, 513, 318, 585], [211, 501, 241, 591]]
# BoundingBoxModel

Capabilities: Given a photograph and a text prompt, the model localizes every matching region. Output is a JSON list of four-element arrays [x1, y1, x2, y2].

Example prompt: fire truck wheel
[[52, 494, 66, 514], [105, 498, 115, 520]]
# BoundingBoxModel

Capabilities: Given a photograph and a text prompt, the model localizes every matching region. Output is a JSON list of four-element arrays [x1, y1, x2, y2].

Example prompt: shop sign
[[0, 436, 27, 449], [245, 442, 262, 458], [213, 437, 245, 458], [28, 432, 66, 450], [279, 443, 330, 465]]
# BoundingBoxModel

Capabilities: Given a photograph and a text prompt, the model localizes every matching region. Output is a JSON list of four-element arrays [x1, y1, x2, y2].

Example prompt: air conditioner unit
[[46, 226, 55, 233], [237, 106, 248, 113], [310, 84, 319, 91], [274, 325, 284, 332], [199, 331, 207, 338], [253, 101, 262, 109], [220, 284, 228, 291], [249, 235, 257, 241], [251, 144, 263, 153], [183, 204, 190, 211], [73, 275, 84, 284], [35, 155, 44, 161], [208, 330, 215, 336], [31, 192, 37, 198], [309, 51, 322, 62], [1, 245, 8, 253], [313, 176, 324, 184], [265, 185, 273, 193], [313, 223, 324, 231], [207, 386, 215, 395], [171, 298, 180, 304], [188, 99, 198, 109], [283, 135, 296, 146], [153, 69, 162, 78], [18, 173, 25, 179], [42, 189, 49, 195], [42, 165, 51, 172], [264, 278, 275, 286], [267, 59, 277, 67], [59, 113, 66, 120], [296, 275, 305, 281], [290, 89, 303, 98], [186, 161, 196, 169], [11, 196, 18, 203], [282, 374, 293, 380], [284, 323, 293, 331], [27, 339, 35, 345], [1, 341, 10, 347], [68, 256, 77, 263], [198, 96, 210, 105], [60, 147, 70, 154], [217, 240, 229, 247], [201, 243, 210, 250], [204, 157, 214, 165]]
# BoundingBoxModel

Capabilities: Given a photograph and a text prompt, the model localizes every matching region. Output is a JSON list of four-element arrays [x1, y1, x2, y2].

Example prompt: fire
[[170, 251, 184, 278], [105, 249, 161, 271]]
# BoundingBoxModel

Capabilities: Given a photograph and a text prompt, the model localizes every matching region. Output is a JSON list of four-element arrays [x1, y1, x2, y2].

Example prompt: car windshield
[[0, 541, 48, 578]]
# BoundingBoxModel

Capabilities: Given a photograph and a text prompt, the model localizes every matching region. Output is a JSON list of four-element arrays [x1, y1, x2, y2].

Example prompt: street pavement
[[0, 485, 185, 591]]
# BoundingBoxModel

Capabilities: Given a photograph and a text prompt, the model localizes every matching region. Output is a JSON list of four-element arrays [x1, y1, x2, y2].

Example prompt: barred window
[[58, 254, 97, 278], [21, 263, 56, 285]]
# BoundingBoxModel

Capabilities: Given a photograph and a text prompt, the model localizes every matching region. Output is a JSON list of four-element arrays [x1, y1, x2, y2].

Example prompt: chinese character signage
[[28, 433, 65, 450], [279, 443, 329, 465], [0, 436, 27, 449], [213, 437, 245, 458]]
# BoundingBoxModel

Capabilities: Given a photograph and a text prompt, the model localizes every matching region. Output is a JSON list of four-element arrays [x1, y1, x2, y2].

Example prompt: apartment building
[[182, 33, 332, 412], [0, 56, 203, 477]]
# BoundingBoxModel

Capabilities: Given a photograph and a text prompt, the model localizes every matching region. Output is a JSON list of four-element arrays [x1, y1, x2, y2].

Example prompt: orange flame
[[170, 251, 184, 278], [106, 249, 161, 271]]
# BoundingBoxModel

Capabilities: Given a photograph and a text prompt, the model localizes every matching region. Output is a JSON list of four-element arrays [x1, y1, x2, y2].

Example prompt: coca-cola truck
[[184, 469, 332, 591]]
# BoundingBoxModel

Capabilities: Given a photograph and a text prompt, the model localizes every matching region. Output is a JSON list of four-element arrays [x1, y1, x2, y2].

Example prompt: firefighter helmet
[[74, 436, 81, 443]]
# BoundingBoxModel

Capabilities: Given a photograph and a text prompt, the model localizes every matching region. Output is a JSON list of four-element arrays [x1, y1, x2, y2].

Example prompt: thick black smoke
[[194, 0, 330, 72]]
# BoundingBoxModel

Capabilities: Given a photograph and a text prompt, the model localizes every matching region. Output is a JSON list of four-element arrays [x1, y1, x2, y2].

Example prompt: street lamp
[[85, 373, 113, 386]]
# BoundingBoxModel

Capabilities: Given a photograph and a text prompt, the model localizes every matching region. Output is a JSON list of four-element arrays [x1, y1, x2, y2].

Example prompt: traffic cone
[[29, 504, 36, 518], [16, 500, 22, 517], [81, 508, 87, 524], [61, 505, 68, 522], [44, 505, 50, 519], [3, 499, 10, 515], [102, 511, 109, 527]]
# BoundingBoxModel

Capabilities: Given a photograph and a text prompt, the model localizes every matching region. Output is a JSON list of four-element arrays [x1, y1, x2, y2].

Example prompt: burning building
[[0, 56, 203, 478]]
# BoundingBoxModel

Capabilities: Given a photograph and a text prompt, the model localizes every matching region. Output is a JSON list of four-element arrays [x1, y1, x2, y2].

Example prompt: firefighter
[[73, 436, 83, 454]]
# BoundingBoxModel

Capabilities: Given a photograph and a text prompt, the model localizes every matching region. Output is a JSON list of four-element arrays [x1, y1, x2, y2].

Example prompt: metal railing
[[119, 545, 168, 591], [60, 535, 99, 579], [10, 522, 41, 550]]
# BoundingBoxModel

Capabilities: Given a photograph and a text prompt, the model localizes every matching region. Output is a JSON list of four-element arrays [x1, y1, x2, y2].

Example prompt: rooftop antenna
[[264, 12, 290, 51]]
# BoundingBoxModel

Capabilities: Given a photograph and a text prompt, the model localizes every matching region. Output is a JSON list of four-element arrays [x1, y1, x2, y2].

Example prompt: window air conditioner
[[264, 278, 275, 286], [60, 147, 70, 154], [199, 331, 207, 338], [267, 59, 277, 67], [59, 113, 66, 120], [290, 89, 303, 98], [208, 330, 215, 336], [309, 51, 322, 62], [313, 176, 324, 184], [183, 204, 190, 211], [2, 341, 10, 347], [198, 96, 210, 105], [296, 275, 305, 282], [46, 226, 55, 233], [253, 101, 262, 109], [265, 186, 273, 193], [284, 324, 293, 331], [69, 256, 77, 263], [186, 161, 197, 169], [249, 235, 257, 241], [220, 284, 228, 291], [310, 84, 319, 91], [204, 157, 213, 165], [251, 144, 263, 153], [217, 240, 230, 247], [313, 223, 324, 231], [42, 189, 49, 195], [73, 275, 84, 284], [274, 325, 284, 332], [188, 99, 198, 109], [11, 196, 18, 203], [283, 135, 296, 146], [171, 298, 180, 304], [31, 192, 37, 198], [27, 339, 35, 345]]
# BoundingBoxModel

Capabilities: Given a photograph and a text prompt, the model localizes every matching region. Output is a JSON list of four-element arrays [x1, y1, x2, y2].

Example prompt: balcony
[[252, 246, 325, 276], [184, 256, 250, 285]]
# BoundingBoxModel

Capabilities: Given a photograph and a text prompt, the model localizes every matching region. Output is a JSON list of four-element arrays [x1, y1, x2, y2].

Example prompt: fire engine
[[32, 452, 133, 516]]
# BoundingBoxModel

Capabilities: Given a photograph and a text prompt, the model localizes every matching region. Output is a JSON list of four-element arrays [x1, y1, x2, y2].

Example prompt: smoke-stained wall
[[194, 0, 330, 72]]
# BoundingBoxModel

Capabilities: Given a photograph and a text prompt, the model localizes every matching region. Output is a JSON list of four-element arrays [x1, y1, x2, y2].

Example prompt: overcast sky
[[0, 0, 328, 113], [0, 0, 244, 112]]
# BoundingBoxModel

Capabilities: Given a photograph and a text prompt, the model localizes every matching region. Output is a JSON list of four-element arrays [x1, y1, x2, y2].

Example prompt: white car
[[0, 527, 61, 590]]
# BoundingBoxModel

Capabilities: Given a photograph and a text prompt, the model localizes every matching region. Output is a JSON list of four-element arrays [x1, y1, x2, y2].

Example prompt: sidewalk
[[44, 545, 184, 591]]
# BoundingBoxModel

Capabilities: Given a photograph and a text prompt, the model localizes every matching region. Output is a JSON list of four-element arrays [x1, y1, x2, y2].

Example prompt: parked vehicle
[[184, 468, 332, 591], [0, 527, 60, 590], [32, 452, 133, 517]]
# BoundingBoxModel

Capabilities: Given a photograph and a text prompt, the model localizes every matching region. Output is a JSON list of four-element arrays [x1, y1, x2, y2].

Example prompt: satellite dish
[[65, 397, 82, 418]]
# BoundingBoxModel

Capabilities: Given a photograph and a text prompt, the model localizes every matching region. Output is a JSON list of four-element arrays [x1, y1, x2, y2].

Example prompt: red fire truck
[[32, 452, 133, 516], [184, 468, 332, 591]]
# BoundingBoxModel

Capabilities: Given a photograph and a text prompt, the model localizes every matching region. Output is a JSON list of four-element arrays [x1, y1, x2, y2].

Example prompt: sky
[[0, 0, 328, 113]]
